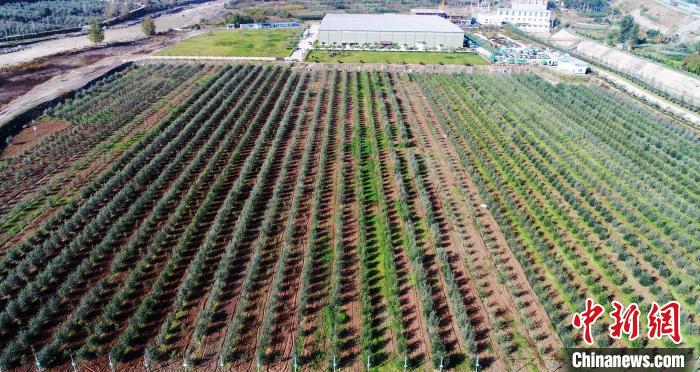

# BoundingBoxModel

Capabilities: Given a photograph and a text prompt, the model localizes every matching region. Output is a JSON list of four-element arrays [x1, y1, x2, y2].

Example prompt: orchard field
[[0, 63, 697, 371]]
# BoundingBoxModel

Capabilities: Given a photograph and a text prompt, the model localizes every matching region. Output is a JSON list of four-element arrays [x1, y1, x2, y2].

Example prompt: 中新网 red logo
[[571, 298, 682, 345]]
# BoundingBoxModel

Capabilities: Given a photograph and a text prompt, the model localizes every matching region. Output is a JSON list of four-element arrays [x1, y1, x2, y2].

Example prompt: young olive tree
[[87, 19, 104, 43], [141, 17, 156, 36]]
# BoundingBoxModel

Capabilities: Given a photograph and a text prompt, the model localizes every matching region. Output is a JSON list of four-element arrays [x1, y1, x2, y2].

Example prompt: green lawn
[[306, 50, 488, 65], [155, 28, 301, 57]]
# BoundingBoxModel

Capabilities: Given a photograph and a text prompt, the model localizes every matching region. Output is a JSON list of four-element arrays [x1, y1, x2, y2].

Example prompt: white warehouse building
[[497, 0, 551, 33], [318, 13, 464, 49], [475, 0, 551, 33]]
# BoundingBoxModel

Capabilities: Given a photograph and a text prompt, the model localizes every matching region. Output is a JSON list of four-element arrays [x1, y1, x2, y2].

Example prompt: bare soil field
[[0, 34, 181, 110]]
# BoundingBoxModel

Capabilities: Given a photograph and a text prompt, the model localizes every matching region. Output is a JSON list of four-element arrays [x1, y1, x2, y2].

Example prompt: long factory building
[[318, 13, 464, 49]]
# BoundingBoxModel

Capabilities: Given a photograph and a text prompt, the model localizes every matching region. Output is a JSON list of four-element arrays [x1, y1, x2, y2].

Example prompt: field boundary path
[[148, 55, 277, 61], [138, 58, 562, 74]]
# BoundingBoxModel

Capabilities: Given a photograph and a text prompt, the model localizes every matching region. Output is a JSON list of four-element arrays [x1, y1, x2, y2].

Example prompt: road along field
[[0, 62, 697, 371]]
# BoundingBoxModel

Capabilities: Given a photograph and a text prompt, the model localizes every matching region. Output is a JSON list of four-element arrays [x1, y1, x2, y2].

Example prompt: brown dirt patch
[[0, 32, 183, 110], [2, 119, 69, 158]]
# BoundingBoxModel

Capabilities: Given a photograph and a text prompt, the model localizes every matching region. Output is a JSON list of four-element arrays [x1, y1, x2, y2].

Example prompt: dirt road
[[0, 31, 199, 134], [0, 56, 131, 128], [0, 0, 226, 68]]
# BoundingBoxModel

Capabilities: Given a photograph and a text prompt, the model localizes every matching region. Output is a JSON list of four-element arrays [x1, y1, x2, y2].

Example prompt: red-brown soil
[[407, 77, 563, 368], [0, 32, 182, 109], [2, 66, 593, 372], [1, 120, 69, 158]]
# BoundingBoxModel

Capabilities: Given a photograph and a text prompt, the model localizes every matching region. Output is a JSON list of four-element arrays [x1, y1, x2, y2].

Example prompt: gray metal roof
[[319, 13, 463, 33]]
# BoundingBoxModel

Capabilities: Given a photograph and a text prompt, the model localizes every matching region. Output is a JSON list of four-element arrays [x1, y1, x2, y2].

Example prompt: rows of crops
[[412, 73, 699, 351], [0, 63, 697, 370], [0, 64, 216, 252]]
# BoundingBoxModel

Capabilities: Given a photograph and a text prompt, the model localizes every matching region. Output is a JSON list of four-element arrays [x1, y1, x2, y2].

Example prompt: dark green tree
[[617, 15, 638, 48], [682, 53, 700, 74], [629, 22, 640, 47]]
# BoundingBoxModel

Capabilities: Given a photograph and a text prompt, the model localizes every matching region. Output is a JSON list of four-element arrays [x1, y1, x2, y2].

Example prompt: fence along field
[[0, 62, 697, 370]]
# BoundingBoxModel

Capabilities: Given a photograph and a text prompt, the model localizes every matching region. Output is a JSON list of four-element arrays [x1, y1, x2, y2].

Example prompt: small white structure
[[497, 0, 551, 33], [556, 55, 588, 75]]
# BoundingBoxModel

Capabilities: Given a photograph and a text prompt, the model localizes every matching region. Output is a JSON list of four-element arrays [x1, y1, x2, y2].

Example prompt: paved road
[[290, 24, 319, 61], [0, 0, 227, 68]]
